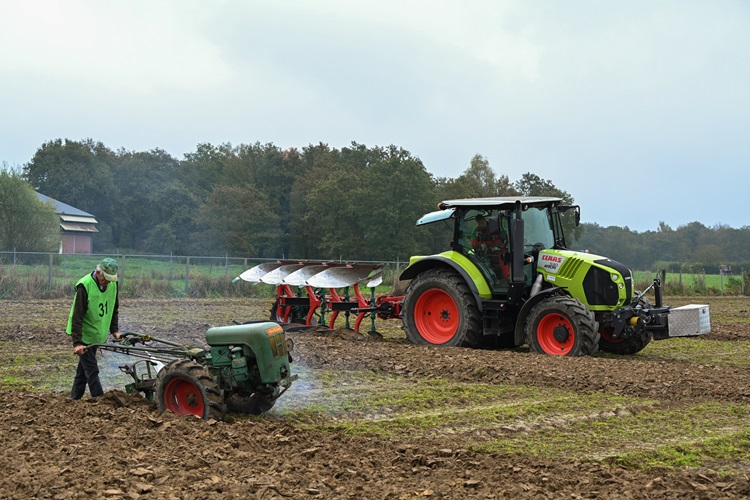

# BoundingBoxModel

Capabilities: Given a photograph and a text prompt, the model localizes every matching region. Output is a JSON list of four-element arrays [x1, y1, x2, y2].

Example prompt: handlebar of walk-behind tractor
[[85, 332, 208, 365]]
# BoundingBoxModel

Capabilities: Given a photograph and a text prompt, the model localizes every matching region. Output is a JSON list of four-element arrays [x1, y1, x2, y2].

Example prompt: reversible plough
[[234, 261, 403, 333]]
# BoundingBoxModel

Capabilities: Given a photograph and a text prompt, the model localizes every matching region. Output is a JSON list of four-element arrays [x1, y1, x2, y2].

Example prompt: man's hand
[[112, 331, 122, 342], [74, 345, 86, 356]]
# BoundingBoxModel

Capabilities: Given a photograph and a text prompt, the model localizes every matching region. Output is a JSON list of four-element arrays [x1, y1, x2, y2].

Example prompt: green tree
[[179, 143, 229, 202], [692, 244, 723, 269], [437, 154, 518, 200], [143, 181, 200, 255], [220, 143, 309, 256], [287, 143, 437, 260], [288, 143, 341, 258], [0, 171, 59, 251], [110, 148, 179, 250], [360, 145, 437, 260], [194, 185, 282, 256]]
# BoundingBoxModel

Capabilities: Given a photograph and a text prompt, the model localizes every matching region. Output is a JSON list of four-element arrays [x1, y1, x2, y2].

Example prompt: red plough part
[[234, 261, 403, 333]]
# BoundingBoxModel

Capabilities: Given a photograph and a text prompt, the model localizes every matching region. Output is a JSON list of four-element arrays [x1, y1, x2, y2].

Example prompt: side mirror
[[559, 205, 581, 227]]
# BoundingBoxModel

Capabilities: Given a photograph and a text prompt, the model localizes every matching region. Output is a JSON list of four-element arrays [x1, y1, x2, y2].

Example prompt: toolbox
[[668, 304, 711, 337]]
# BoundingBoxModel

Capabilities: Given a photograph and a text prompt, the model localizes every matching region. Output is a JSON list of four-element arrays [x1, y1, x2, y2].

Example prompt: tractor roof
[[416, 196, 565, 226], [437, 196, 563, 210]]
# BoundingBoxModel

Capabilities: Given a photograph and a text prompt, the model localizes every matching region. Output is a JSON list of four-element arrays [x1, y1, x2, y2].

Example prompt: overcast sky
[[1, 1, 748, 232]]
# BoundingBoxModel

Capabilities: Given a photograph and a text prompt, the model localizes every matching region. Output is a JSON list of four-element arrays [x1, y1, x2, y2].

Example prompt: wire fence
[[0, 251, 407, 300], [1, 250, 746, 299]]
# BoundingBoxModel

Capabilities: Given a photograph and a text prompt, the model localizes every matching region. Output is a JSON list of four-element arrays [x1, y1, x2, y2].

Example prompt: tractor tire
[[598, 293, 653, 355], [155, 359, 226, 420], [226, 391, 276, 415], [598, 327, 652, 355], [525, 296, 600, 356], [403, 268, 482, 347]]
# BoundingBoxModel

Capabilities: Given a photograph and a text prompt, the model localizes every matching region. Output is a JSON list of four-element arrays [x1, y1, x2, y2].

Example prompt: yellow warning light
[[266, 325, 283, 336]]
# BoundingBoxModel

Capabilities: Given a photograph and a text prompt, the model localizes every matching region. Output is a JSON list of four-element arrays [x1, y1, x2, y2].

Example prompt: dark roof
[[36, 192, 95, 218]]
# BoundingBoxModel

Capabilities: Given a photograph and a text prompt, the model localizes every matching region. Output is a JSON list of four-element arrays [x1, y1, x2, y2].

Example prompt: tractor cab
[[417, 196, 577, 302]]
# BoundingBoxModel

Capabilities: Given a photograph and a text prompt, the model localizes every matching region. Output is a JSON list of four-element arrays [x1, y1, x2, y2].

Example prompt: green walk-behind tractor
[[89, 322, 297, 420], [400, 196, 671, 356]]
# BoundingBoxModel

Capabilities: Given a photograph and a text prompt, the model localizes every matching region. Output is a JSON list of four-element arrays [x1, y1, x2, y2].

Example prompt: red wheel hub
[[414, 288, 459, 344], [163, 378, 205, 417], [537, 313, 575, 355], [599, 327, 623, 343]]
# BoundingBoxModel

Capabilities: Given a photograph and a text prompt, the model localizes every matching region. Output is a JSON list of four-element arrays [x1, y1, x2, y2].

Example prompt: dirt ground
[[2, 297, 750, 499]]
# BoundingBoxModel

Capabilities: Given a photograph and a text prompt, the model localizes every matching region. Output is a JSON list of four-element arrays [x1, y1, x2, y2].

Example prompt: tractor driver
[[470, 214, 510, 280]]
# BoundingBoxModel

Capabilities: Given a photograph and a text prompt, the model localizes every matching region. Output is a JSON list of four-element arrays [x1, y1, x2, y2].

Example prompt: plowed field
[[1, 296, 750, 498]]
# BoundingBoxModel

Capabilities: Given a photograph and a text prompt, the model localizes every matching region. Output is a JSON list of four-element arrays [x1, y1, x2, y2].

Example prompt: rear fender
[[400, 252, 491, 309], [513, 287, 567, 345]]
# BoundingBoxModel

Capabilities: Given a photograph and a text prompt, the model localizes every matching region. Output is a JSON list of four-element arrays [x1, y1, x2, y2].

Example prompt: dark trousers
[[70, 346, 103, 399]]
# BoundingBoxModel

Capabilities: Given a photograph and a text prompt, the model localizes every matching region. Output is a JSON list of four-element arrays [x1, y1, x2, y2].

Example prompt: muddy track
[[1, 297, 750, 498]]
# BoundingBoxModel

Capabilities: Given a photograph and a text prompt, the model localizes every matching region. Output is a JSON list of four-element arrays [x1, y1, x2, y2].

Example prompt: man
[[470, 214, 490, 247], [470, 214, 510, 280], [67, 257, 121, 400]]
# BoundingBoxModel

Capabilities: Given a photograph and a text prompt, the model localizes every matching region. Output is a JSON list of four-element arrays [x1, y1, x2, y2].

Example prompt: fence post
[[120, 255, 126, 290], [185, 257, 190, 296], [48, 252, 53, 291]]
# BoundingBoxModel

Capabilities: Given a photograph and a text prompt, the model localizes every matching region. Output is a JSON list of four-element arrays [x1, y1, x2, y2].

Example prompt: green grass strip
[[636, 337, 750, 367]]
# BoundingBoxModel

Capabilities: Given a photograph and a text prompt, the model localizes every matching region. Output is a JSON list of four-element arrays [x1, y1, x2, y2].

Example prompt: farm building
[[36, 193, 98, 254]]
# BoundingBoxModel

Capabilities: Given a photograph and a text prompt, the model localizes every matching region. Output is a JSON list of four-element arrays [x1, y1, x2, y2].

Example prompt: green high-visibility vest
[[66, 274, 117, 345]]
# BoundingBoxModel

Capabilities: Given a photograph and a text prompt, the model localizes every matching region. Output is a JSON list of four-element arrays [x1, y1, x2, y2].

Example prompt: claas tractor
[[399, 196, 671, 356], [90, 322, 297, 420]]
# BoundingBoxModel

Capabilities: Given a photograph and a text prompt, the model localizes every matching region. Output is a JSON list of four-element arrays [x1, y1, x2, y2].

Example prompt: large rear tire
[[525, 296, 600, 356], [403, 268, 482, 347], [155, 359, 226, 420]]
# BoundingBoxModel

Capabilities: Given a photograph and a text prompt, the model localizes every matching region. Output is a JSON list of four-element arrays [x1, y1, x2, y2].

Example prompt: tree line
[[2, 138, 748, 273]]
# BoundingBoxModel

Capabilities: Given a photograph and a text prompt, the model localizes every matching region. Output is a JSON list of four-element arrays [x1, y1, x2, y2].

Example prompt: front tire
[[598, 327, 652, 355], [525, 296, 600, 356], [403, 268, 482, 347], [598, 293, 653, 354], [155, 359, 226, 420]]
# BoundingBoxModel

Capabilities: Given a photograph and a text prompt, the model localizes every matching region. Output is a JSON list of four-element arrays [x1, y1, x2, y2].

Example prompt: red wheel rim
[[414, 288, 459, 344], [537, 313, 575, 355], [163, 378, 204, 417]]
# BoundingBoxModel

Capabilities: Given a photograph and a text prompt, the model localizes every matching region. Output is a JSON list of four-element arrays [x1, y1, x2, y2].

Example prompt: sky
[[1, 0, 748, 232]]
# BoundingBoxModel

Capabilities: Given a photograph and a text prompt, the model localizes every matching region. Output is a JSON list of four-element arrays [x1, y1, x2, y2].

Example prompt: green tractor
[[400, 197, 670, 356], [91, 321, 297, 420]]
